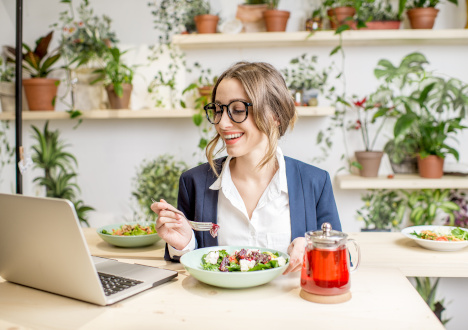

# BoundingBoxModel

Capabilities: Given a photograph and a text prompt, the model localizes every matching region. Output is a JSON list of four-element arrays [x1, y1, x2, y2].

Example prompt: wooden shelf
[[0, 106, 334, 121], [172, 29, 468, 49], [335, 174, 468, 190]]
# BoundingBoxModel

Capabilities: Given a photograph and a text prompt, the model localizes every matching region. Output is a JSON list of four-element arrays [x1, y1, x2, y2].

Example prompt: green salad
[[102, 223, 156, 236], [202, 248, 288, 272]]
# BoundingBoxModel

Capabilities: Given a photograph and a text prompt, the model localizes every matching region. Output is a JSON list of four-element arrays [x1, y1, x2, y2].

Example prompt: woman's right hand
[[151, 199, 193, 250]]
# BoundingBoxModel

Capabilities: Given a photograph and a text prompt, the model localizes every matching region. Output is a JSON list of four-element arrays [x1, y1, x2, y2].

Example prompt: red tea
[[300, 246, 350, 295]]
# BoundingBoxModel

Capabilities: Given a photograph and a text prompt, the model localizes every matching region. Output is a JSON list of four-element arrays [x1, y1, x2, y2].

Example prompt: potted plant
[[91, 46, 136, 109], [395, 113, 466, 178], [131, 154, 187, 222], [373, 52, 468, 178], [356, 189, 406, 231], [399, 0, 459, 29], [52, 0, 118, 111], [236, 0, 269, 33], [403, 189, 459, 225], [31, 121, 94, 226], [189, 0, 219, 34], [339, 93, 395, 177], [356, 0, 401, 29], [263, 0, 290, 32], [281, 53, 330, 106], [324, 0, 357, 29], [305, 7, 325, 31], [383, 134, 419, 174], [5, 31, 61, 111]]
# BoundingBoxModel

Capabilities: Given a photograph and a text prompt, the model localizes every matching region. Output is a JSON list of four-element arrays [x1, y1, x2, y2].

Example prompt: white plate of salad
[[180, 246, 289, 289], [401, 225, 468, 252]]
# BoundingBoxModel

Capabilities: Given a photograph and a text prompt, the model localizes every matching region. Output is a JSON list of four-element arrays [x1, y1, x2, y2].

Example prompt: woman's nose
[[217, 109, 232, 128]]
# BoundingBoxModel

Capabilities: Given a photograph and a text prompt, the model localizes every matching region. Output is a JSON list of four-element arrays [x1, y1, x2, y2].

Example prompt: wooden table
[[1, 229, 462, 329]]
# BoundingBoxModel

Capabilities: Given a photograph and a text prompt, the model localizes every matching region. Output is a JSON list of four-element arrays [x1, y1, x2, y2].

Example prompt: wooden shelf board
[[0, 106, 333, 121], [172, 29, 468, 49], [336, 174, 468, 190]]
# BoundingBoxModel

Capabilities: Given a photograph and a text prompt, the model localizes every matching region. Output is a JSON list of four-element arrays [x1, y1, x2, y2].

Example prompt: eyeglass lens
[[205, 101, 249, 124]]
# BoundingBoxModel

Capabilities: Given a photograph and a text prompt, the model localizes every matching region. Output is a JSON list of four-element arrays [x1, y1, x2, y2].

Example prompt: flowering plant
[[444, 191, 468, 227], [341, 92, 394, 151], [52, 0, 117, 68]]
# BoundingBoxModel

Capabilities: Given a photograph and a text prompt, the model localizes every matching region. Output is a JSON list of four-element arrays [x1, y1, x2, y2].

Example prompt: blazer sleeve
[[316, 171, 342, 231], [163, 172, 195, 262]]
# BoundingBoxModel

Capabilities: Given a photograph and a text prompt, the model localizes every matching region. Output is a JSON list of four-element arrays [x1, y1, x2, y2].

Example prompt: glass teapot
[[300, 222, 360, 296]]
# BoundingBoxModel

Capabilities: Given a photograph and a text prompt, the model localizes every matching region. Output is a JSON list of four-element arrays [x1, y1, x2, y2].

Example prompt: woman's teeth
[[225, 133, 243, 140]]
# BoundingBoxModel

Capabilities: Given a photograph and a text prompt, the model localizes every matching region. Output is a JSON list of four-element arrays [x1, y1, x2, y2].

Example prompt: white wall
[[1, 0, 467, 328]]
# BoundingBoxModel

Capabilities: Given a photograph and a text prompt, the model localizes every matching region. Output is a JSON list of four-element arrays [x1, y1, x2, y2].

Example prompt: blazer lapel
[[200, 157, 226, 247], [285, 157, 306, 240]]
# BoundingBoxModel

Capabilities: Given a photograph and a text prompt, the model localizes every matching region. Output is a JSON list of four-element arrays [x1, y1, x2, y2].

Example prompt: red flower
[[355, 120, 361, 130], [353, 97, 367, 108]]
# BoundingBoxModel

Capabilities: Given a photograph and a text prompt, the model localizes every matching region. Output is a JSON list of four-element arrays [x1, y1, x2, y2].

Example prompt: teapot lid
[[307, 222, 348, 246]]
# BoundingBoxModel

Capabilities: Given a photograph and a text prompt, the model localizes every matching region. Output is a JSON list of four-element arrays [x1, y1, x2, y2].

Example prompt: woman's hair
[[206, 61, 297, 175]]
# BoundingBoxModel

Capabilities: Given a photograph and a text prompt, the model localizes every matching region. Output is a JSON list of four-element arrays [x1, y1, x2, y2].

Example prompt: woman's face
[[214, 78, 269, 160]]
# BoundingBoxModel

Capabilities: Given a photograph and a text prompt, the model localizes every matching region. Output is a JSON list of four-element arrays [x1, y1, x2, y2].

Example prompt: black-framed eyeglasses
[[203, 100, 252, 124]]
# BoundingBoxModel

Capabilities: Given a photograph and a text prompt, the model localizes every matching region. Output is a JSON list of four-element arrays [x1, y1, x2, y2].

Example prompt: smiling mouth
[[224, 133, 244, 141]]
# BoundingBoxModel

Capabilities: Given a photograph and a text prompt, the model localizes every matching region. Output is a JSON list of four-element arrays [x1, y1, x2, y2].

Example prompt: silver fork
[[151, 198, 213, 232]]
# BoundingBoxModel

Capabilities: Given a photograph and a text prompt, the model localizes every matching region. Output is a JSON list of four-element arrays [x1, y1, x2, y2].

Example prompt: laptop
[[0, 193, 177, 306]]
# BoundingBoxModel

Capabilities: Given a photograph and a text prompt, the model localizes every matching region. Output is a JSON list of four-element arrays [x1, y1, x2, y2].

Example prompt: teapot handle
[[347, 238, 361, 272]]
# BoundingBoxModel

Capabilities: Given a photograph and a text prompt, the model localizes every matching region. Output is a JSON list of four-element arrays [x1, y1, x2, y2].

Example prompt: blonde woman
[[151, 61, 341, 274]]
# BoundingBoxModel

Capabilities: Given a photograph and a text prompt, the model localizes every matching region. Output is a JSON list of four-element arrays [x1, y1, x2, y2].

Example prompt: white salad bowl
[[401, 225, 468, 252], [180, 245, 290, 289], [97, 222, 161, 248]]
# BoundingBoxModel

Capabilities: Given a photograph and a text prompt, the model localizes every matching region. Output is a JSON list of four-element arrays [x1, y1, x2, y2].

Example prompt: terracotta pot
[[327, 7, 356, 30], [263, 9, 290, 32], [105, 83, 132, 109], [236, 4, 268, 32], [22, 78, 59, 111], [0, 81, 29, 112], [417, 154, 444, 178], [71, 67, 106, 110], [360, 21, 401, 30], [355, 151, 384, 177], [407, 8, 439, 29], [194, 14, 219, 34]]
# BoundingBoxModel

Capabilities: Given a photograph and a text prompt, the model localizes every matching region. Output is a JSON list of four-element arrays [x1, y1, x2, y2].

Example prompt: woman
[[151, 61, 341, 274]]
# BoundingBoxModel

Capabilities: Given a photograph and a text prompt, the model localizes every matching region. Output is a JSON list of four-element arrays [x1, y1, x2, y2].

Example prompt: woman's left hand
[[283, 237, 306, 275]]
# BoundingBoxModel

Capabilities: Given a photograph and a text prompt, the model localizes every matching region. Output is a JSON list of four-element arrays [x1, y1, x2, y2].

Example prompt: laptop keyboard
[[98, 272, 143, 296]]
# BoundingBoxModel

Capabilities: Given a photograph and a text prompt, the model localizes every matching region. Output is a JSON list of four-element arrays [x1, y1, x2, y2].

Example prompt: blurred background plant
[[52, 0, 117, 69], [31, 121, 94, 226], [0, 57, 15, 82], [403, 189, 459, 226], [182, 62, 217, 162], [131, 154, 188, 222], [357, 0, 400, 22], [413, 277, 450, 325], [0, 121, 14, 185], [444, 191, 468, 227], [356, 189, 406, 230], [281, 53, 331, 106]]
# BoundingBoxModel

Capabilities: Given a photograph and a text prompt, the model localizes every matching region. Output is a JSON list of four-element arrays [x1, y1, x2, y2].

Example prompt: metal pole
[[15, 0, 23, 194]]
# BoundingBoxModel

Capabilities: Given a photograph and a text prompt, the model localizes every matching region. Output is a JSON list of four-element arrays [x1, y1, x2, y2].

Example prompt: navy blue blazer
[[164, 156, 341, 261]]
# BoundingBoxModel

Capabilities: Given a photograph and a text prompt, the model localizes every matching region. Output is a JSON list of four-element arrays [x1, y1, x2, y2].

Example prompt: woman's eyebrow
[[214, 98, 250, 104]]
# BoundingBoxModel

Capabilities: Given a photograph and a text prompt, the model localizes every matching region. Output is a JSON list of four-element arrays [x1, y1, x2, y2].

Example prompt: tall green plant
[[0, 121, 15, 185], [131, 154, 188, 222], [31, 122, 94, 226]]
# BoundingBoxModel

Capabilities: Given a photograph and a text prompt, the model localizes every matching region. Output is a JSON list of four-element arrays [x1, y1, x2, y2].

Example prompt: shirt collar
[[209, 147, 288, 194]]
